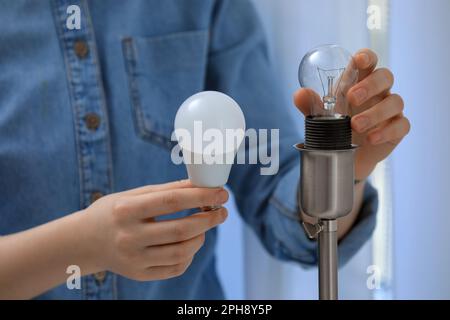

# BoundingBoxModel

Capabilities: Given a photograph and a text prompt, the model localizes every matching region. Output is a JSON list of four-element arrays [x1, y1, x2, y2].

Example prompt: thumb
[[293, 88, 322, 116]]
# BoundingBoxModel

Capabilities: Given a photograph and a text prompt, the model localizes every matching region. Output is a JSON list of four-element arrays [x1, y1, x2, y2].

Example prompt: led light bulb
[[298, 45, 358, 150], [174, 91, 246, 188]]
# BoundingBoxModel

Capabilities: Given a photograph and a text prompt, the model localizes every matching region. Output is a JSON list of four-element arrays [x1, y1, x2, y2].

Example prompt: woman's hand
[[0, 179, 228, 299], [294, 48, 410, 180], [293, 48, 410, 238], [83, 179, 228, 281]]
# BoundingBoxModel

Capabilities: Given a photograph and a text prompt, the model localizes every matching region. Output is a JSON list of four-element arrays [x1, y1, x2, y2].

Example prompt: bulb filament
[[323, 76, 336, 111]]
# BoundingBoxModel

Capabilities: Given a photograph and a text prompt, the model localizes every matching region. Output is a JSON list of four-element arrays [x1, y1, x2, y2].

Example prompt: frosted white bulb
[[174, 91, 246, 187]]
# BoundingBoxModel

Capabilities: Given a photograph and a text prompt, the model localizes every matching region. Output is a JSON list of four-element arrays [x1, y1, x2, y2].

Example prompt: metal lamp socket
[[294, 143, 357, 220]]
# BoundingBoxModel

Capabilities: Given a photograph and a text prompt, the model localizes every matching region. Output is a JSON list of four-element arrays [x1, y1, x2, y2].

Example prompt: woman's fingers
[[293, 88, 322, 115], [121, 179, 193, 196], [367, 115, 411, 145], [111, 208, 227, 281], [133, 257, 194, 281], [143, 187, 228, 218], [141, 233, 205, 267], [348, 68, 394, 107], [113, 187, 229, 221], [337, 49, 378, 95], [352, 94, 404, 133], [354, 48, 378, 80], [140, 208, 228, 246]]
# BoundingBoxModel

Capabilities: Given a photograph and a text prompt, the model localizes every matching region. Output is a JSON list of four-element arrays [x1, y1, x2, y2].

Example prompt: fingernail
[[352, 87, 367, 105], [217, 189, 228, 203], [220, 208, 229, 221], [370, 132, 383, 144], [354, 117, 369, 132], [359, 53, 370, 66]]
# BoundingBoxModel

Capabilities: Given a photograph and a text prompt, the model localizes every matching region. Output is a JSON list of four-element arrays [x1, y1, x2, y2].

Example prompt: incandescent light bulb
[[298, 44, 358, 150]]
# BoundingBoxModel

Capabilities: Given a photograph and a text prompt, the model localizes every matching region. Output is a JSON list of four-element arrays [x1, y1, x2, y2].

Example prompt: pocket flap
[[122, 30, 209, 146]]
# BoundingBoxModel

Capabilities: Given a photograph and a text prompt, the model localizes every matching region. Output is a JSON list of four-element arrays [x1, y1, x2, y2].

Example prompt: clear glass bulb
[[298, 44, 358, 119]]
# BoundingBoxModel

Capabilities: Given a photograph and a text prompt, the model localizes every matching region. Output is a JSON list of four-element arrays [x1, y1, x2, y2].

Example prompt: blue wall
[[390, 0, 450, 299]]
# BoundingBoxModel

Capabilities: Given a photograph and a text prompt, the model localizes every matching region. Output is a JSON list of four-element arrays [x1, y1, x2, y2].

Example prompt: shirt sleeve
[[206, 0, 379, 267], [267, 166, 379, 267]]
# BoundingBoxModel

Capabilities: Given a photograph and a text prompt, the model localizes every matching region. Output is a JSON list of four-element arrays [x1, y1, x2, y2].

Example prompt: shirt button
[[90, 191, 104, 204], [74, 40, 89, 59], [84, 113, 101, 131], [94, 271, 107, 284]]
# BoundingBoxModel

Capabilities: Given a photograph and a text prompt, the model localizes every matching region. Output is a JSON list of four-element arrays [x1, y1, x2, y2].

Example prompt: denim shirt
[[0, 0, 378, 299]]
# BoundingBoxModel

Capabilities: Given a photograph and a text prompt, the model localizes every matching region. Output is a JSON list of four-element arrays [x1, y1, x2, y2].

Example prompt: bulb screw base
[[305, 116, 352, 150]]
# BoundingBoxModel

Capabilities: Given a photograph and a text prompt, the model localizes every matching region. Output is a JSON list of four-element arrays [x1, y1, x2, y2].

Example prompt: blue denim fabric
[[0, 0, 378, 299]]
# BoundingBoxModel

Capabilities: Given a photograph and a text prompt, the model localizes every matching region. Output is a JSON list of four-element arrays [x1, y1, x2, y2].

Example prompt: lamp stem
[[318, 219, 338, 300]]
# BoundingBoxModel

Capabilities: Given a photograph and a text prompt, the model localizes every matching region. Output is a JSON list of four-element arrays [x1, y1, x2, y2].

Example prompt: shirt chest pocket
[[122, 30, 209, 148]]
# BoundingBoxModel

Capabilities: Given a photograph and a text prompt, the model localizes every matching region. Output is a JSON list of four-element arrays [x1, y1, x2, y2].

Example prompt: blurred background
[[216, 0, 450, 299]]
